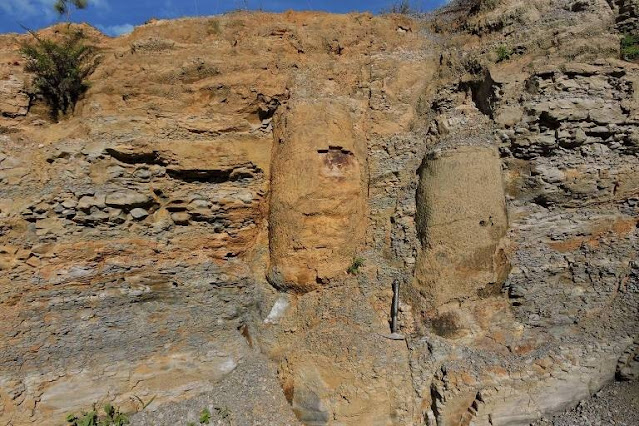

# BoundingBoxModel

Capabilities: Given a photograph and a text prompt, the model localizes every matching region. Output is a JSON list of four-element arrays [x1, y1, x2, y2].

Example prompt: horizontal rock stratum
[[0, 1, 638, 425]]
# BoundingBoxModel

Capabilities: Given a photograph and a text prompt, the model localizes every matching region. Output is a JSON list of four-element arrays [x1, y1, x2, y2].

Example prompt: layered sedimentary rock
[[0, 13, 428, 425], [0, 1, 638, 425], [0, 37, 30, 119]]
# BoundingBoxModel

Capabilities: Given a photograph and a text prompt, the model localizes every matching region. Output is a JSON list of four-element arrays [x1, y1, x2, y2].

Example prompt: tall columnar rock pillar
[[414, 145, 509, 314], [268, 101, 368, 293]]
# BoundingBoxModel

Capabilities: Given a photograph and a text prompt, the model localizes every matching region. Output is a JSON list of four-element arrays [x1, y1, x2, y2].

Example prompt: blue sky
[[0, 0, 448, 36]]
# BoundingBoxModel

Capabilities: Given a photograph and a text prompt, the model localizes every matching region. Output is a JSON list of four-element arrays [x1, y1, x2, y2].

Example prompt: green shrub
[[54, 0, 88, 21], [495, 45, 512, 62], [347, 257, 365, 275], [20, 29, 100, 120], [66, 403, 128, 426], [199, 407, 211, 424], [621, 33, 639, 61], [383, 0, 417, 14]]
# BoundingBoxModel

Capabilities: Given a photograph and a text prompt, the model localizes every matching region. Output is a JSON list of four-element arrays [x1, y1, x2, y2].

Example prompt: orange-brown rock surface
[[269, 101, 368, 292], [0, 1, 638, 425]]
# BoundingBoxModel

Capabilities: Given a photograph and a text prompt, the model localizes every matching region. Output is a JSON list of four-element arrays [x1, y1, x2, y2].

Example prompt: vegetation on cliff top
[[383, 0, 419, 14], [54, 0, 89, 21], [20, 29, 100, 120]]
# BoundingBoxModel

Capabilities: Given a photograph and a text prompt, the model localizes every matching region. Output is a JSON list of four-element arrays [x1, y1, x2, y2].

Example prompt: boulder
[[130, 208, 149, 220], [105, 191, 154, 209]]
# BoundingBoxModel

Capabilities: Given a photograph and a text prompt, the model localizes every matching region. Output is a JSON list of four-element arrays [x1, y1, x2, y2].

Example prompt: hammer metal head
[[381, 332, 405, 341]]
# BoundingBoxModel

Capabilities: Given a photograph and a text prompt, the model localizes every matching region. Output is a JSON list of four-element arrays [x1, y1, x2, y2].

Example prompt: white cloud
[[0, 0, 57, 20], [96, 23, 134, 36], [1, 0, 107, 21], [91, 0, 110, 10]]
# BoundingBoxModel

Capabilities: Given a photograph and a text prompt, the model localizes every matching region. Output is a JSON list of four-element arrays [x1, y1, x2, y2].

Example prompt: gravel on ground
[[532, 380, 639, 426]]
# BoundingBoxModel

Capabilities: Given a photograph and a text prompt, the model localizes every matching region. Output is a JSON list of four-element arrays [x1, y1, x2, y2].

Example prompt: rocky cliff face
[[0, 1, 638, 425]]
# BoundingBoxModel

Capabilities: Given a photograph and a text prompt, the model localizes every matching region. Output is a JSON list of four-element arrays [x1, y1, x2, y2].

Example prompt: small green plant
[[215, 406, 231, 419], [621, 33, 639, 61], [66, 404, 128, 426], [495, 45, 513, 62], [66, 410, 97, 426], [103, 404, 128, 426], [347, 257, 365, 275], [199, 407, 211, 424], [20, 29, 100, 120]]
